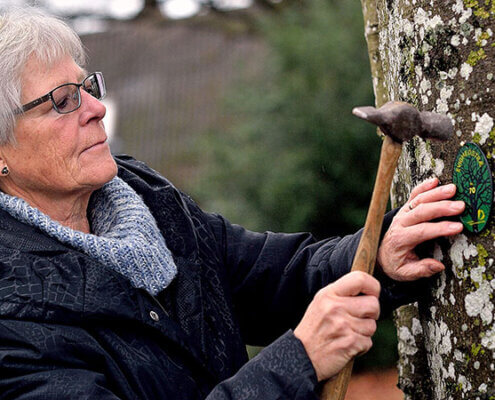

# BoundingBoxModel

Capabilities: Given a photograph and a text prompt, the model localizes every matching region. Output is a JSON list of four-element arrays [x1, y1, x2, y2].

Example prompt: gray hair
[[0, 7, 86, 144]]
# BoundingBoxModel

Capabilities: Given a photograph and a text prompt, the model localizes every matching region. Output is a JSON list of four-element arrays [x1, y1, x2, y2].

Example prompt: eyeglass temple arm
[[14, 93, 51, 115]]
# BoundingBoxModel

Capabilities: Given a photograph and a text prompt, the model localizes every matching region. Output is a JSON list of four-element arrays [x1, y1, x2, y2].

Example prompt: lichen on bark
[[360, 0, 495, 398]]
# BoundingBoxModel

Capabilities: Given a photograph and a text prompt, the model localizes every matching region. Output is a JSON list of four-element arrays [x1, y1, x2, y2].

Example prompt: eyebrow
[[48, 69, 89, 89], [79, 69, 88, 81]]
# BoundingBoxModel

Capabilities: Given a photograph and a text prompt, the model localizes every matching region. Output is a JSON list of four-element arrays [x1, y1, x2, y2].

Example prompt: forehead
[[20, 54, 86, 102]]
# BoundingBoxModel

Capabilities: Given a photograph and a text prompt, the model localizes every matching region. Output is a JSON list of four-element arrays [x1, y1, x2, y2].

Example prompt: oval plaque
[[453, 142, 493, 233]]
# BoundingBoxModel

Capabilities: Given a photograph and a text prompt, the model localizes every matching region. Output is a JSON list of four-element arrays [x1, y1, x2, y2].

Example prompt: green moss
[[472, 343, 482, 356], [467, 48, 487, 66], [464, 0, 478, 7], [473, 132, 482, 143], [464, 0, 495, 17], [477, 243, 489, 266], [477, 31, 491, 46], [474, 7, 490, 18]]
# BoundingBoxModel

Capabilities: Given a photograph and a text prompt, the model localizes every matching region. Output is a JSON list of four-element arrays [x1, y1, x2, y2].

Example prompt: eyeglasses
[[15, 72, 106, 115]]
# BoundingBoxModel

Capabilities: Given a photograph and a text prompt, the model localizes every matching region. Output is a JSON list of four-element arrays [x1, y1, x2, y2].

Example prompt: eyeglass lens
[[52, 85, 81, 113], [51, 73, 106, 114]]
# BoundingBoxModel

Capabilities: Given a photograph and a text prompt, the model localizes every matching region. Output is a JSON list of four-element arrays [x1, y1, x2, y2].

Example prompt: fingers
[[402, 200, 465, 227], [293, 272, 381, 381], [404, 183, 462, 215], [395, 181, 465, 247], [406, 183, 456, 210], [379, 178, 465, 283], [348, 315, 378, 337], [331, 271, 381, 298], [331, 331, 374, 358], [342, 295, 381, 319], [398, 220, 464, 249], [408, 177, 440, 201]]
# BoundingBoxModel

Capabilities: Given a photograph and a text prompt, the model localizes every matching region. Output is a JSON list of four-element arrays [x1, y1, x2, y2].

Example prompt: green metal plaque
[[453, 142, 493, 233]]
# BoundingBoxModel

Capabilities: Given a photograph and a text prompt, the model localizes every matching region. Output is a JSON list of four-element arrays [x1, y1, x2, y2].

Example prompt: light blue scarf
[[0, 177, 177, 295]]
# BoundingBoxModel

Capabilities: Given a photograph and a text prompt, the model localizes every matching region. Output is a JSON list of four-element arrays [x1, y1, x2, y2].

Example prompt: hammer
[[320, 101, 453, 400]]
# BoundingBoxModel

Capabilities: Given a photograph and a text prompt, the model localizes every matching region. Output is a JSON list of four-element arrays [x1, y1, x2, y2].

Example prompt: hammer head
[[352, 101, 453, 143]]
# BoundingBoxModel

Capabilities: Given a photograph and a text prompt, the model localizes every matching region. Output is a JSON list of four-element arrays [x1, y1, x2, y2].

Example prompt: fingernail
[[442, 184, 456, 194], [429, 264, 444, 273], [452, 201, 465, 211], [449, 222, 463, 232]]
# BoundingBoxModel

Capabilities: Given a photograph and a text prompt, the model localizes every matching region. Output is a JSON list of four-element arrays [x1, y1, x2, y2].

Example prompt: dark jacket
[[0, 156, 404, 399]]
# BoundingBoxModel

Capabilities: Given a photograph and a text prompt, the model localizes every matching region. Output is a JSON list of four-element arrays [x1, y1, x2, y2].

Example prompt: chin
[[81, 152, 118, 189], [95, 157, 118, 186]]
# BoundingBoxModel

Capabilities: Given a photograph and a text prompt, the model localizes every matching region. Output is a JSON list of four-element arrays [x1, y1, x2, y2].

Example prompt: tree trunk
[[360, 0, 495, 398]]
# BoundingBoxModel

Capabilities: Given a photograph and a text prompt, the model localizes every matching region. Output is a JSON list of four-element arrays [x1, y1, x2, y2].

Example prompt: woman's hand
[[377, 177, 465, 281], [294, 271, 380, 382]]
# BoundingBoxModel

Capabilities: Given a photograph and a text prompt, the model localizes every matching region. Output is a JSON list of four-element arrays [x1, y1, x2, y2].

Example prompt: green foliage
[[192, 0, 380, 238]]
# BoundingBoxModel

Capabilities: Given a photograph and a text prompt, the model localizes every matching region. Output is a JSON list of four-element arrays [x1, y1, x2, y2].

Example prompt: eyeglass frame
[[14, 71, 106, 115]]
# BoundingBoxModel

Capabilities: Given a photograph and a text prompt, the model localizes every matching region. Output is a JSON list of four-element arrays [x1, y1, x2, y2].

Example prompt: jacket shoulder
[[115, 155, 176, 190]]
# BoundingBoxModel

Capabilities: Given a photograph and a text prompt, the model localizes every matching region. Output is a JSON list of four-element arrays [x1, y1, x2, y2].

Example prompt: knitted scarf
[[0, 177, 177, 295]]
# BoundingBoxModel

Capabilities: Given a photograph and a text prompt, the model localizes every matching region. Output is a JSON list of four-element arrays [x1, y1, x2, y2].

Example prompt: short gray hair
[[0, 7, 86, 144]]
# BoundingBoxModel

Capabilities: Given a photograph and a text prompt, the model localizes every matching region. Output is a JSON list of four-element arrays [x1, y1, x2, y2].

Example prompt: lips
[[82, 138, 108, 153]]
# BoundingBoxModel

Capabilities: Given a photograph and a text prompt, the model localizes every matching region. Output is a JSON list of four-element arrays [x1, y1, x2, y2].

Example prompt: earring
[[1, 166, 9, 176]]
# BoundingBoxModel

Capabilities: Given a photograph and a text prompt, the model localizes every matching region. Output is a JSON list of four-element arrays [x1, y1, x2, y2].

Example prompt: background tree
[[193, 0, 380, 239], [360, 0, 495, 397]]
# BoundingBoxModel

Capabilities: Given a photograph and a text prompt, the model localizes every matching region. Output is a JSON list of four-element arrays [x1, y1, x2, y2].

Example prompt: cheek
[[13, 118, 80, 175]]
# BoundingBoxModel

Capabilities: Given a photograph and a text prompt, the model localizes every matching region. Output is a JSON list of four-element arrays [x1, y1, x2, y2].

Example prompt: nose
[[78, 88, 106, 124]]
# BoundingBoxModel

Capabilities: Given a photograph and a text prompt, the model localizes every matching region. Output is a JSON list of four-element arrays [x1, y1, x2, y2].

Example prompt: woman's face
[[0, 55, 117, 201]]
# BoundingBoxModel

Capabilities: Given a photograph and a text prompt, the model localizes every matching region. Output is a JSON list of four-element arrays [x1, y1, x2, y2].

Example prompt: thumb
[[395, 259, 445, 281]]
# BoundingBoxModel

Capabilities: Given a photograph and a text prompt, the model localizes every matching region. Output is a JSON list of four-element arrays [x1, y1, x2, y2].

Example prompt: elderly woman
[[0, 8, 464, 400]]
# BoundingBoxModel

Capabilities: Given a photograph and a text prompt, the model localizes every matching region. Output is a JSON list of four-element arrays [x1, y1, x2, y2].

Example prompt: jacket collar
[[0, 208, 68, 253]]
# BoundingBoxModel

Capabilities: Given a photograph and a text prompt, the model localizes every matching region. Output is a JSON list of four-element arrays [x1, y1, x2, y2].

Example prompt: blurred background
[[1, 0, 400, 396]]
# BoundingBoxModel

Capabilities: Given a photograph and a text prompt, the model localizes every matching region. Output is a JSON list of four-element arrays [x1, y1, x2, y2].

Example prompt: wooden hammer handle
[[320, 135, 403, 400]]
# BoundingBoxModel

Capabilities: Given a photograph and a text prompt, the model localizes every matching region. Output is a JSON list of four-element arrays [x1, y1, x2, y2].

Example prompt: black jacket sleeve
[[202, 206, 409, 347], [206, 331, 319, 400]]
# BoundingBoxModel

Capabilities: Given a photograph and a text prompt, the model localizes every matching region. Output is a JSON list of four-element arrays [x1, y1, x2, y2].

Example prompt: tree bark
[[360, 0, 495, 398]]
